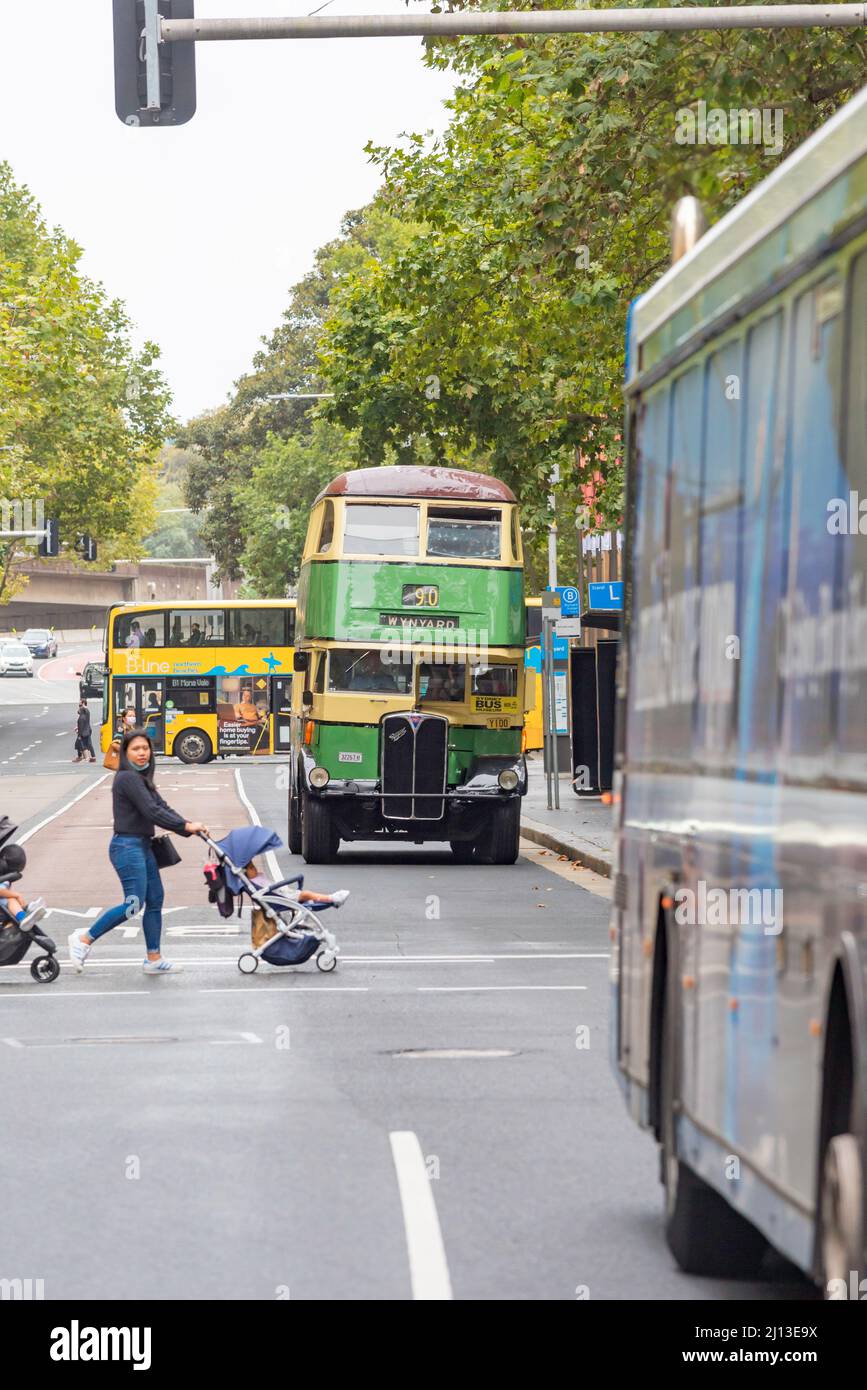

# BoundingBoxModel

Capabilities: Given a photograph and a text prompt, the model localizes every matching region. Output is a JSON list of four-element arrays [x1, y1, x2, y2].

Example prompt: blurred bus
[[102, 599, 295, 762], [612, 85, 867, 1290]]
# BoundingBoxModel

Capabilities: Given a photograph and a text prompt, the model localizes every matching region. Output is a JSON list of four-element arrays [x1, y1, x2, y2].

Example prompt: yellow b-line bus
[[100, 599, 296, 763]]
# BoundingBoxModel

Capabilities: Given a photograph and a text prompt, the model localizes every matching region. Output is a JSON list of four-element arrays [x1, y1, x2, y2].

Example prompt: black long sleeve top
[[112, 769, 190, 839]]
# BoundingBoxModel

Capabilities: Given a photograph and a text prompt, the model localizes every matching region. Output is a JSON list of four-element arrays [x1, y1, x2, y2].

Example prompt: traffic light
[[113, 1, 197, 128], [39, 519, 59, 558], [76, 534, 98, 563]]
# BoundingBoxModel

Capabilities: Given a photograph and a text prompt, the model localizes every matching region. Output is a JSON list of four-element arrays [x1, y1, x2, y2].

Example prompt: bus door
[[273, 677, 293, 754], [139, 680, 166, 753]]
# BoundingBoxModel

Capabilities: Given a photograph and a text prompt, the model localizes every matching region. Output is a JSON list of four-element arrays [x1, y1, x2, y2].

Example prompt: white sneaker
[[330, 890, 350, 908], [20, 899, 47, 929], [67, 929, 91, 973], [142, 957, 183, 974]]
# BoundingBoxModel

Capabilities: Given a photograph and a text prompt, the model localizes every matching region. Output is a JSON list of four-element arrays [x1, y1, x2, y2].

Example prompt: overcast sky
[[2, 1, 456, 423]]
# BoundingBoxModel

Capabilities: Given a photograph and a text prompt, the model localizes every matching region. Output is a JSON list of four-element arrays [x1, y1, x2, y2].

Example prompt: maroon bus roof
[[315, 466, 516, 505]]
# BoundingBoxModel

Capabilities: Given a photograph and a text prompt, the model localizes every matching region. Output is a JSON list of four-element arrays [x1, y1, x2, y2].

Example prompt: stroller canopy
[[216, 826, 283, 893]]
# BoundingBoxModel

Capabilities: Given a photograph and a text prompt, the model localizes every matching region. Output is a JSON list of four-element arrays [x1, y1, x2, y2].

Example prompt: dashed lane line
[[390, 1132, 453, 1301]]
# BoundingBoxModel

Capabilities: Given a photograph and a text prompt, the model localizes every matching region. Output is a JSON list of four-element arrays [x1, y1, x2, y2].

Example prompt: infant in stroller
[[0, 816, 59, 983], [201, 826, 347, 975]]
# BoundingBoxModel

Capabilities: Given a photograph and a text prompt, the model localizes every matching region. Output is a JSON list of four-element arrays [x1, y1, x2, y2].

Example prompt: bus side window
[[835, 249, 867, 782], [286, 607, 296, 647], [317, 501, 335, 554], [780, 277, 845, 779], [313, 654, 326, 694]]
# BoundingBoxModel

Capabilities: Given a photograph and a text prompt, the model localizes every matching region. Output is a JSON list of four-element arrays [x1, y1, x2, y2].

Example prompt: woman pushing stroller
[[67, 728, 208, 975]]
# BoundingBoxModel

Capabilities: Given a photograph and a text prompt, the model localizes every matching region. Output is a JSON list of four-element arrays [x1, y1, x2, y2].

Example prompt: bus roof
[[316, 466, 516, 504], [108, 599, 296, 611], [629, 81, 867, 381]]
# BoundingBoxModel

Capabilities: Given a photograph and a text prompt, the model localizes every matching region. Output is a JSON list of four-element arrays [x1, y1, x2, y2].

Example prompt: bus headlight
[[498, 769, 519, 792], [309, 766, 330, 789]]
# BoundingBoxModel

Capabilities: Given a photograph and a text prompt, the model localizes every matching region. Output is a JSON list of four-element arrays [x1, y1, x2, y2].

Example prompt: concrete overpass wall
[[1, 559, 239, 631]]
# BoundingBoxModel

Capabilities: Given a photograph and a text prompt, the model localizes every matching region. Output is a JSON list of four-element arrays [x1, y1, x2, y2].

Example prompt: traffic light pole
[[160, 4, 866, 42]]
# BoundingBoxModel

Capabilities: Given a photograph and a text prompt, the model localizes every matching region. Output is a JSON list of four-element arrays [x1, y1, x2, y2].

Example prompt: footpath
[[520, 755, 613, 877]]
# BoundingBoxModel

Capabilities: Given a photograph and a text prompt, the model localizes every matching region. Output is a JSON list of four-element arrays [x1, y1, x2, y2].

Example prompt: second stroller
[[201, 826, 346, 975]]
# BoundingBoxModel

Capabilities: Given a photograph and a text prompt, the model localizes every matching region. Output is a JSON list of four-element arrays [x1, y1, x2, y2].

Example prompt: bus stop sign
[[588, 581, 623, 611]]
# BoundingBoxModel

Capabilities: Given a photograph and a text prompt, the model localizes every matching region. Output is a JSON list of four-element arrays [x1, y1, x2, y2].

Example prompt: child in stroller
[[201, 826, 347, 975], [0, 816, 59, 983]]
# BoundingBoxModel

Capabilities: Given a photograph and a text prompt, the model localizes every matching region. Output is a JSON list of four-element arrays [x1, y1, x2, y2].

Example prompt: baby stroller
[[0, 817, 59, 984], [200, 827, 341, 975]]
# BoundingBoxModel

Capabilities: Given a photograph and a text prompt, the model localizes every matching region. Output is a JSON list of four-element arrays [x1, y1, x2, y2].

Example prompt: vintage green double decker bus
[[288, 466, 531, 863]]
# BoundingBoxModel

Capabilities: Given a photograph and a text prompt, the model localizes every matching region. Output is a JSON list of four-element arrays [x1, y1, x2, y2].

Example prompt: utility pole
[[117, 4, 867, 126]]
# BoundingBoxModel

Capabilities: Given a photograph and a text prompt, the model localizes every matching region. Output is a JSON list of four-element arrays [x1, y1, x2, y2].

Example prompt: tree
[[320, 4, 867, 558], [0, 162, 173, 599], [236, 420, 359, 595], [178, 205, 415, 585]]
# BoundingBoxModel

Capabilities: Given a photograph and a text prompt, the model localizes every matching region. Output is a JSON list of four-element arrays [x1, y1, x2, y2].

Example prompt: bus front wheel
[[660, 951, 768, 1277], [301, 791, 338, 864], [174, 729, 213, 765], [483, 801, 521, 865], [287, 778, 302, 856]]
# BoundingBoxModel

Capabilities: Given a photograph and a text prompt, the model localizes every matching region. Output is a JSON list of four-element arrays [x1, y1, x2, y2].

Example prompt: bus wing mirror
[[302, 690, 313, 709], [293, 651, 309, 673]]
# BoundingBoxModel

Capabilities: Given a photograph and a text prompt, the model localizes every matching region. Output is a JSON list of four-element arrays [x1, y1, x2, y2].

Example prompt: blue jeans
[[89, 835, 165, 953]]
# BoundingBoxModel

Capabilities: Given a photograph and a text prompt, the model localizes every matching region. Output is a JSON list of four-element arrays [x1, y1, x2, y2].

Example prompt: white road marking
[[389, 1131, 453, 1301], [418, 985, 587, 992], [210, 1032, 263, 1045], [197, 986, 369, 993], [2, 1037, 24, 1047], [0, 991, 151, 999], [18, 772, 109, 846], [234, 767, 282, 880]]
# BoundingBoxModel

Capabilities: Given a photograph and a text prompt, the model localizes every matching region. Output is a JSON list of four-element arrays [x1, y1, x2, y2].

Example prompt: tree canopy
[[180, 9, 866, 592], [0, 163, 172, 599]]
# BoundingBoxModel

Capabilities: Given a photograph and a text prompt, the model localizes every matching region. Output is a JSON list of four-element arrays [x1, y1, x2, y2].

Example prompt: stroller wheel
[[316, 950, 337, 973], [31, 954, 61, 984], [238, 953, 259, 975]]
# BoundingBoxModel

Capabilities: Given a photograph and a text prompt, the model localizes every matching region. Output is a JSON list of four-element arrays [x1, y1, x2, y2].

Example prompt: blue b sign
[[588, 581, 623, 611], [558, 585, 581, 617]]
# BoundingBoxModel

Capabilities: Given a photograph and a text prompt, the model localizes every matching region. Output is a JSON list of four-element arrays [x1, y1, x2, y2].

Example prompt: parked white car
[[0, 643, 34, 677]]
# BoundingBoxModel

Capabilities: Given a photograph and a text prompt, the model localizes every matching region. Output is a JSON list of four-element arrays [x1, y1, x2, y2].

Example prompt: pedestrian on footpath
[[67, 728, 208, 976], [72, 699, 96, 764]]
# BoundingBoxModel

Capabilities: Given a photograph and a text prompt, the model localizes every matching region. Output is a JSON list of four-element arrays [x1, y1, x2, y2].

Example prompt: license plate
[[487, 717, 511, 729], [402, 584, 439, 608]]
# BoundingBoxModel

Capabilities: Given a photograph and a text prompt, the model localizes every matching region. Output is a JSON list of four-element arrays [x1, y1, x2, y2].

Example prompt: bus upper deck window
[[317, 501, 335, 554], [114, 611, 165, 649], [229, 608, 286, 647], [169, 609, 226, 647], [427, 508, 502, 560], [343, 504, 419, 556]]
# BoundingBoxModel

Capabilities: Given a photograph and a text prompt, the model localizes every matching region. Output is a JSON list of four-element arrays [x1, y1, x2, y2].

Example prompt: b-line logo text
[[50, 1321, 152, 1372]]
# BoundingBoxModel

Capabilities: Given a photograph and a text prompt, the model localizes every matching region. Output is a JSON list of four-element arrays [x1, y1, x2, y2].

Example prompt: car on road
[[79, 662, 106, 701], [20, 628, 57, 658], [0, 643, 34, 677]]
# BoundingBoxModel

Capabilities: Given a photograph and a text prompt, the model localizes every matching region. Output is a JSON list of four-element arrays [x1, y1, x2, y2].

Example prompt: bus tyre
[[174, 729, 213, 765], [287, 779, 302, 856], [660, 961, 768, 1277], [820, 1133, 863, 1295], [450, 839, 477, 864], [301, 791, 338, 864], [484, 801, 521, 865]]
